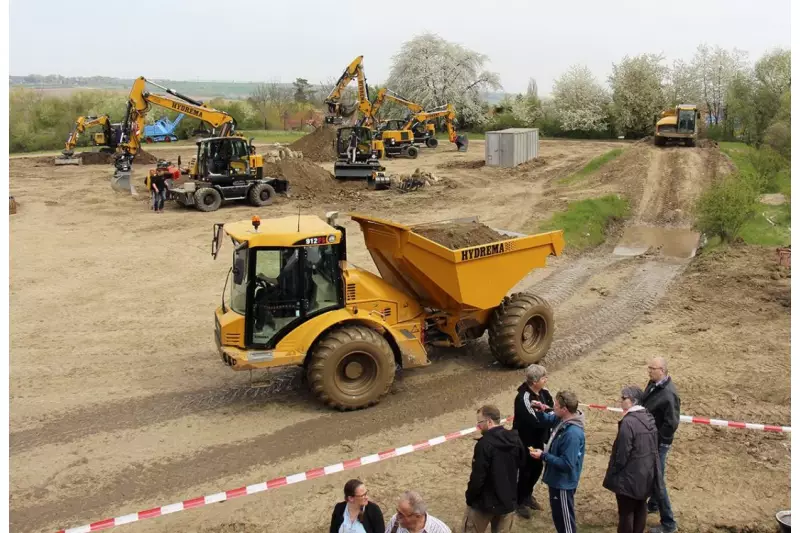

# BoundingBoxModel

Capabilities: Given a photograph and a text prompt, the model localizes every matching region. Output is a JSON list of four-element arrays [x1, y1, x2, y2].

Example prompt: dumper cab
[[212, 212, 564, 411], [655, 104, 701, 146]]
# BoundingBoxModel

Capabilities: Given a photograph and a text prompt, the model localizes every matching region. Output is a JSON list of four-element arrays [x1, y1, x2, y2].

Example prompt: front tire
[[426, 138, 439, 148], [194, 187, 222, 212], [488, 293, 554, 367], [307, 325, 396, 411], [406, 145, 419, 159]]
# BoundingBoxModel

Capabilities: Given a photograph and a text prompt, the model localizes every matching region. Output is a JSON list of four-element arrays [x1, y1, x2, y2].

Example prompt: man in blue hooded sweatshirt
[[529, 390, 586, 533]]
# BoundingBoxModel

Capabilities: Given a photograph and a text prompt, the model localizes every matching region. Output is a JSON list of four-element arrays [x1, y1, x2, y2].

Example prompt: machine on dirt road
[[654, 104, 701, 146], [168, 135, 289, 212], [55, 115, 123, 165], [211, 211, 564, 411]]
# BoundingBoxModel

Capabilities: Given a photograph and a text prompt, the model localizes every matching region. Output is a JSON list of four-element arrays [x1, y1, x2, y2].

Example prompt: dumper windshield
[[249, 245, 343, 347], [678, 109, 696, 133]]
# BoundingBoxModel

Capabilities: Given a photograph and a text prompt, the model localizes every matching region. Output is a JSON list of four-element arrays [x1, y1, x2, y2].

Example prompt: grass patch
[[559, 148, 624, 185], [740, 203, 791, 246], [434, 131, 486, 140], [533, 195, 631, 251], [719, 141, 791, 196]]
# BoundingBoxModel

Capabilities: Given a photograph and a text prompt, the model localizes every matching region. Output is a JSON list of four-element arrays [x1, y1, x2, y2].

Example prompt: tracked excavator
[[54, 115, 123, 165], [112, 77, 287, 211]]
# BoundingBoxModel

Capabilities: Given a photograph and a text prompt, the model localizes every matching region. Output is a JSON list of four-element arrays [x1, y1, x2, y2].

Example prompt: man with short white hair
[[385, 491, 451, 533], [512, 364, 554, 518], [642, 356, 680, 533]]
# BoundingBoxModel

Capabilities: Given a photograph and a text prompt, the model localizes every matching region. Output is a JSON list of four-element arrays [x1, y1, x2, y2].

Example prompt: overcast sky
[[10, 0, 791, 95]]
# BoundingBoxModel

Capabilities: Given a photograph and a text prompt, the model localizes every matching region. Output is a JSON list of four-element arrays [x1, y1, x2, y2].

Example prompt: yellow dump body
[[349, 214, 564, 312]]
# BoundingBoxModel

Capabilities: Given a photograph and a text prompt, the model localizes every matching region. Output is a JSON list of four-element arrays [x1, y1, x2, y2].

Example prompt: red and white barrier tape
[[580, 403, 791, 433], [56, 417, 511, 533], [55, 404, 790, 532]]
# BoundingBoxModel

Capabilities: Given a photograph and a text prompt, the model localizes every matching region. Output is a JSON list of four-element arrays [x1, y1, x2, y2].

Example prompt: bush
[[747, 146, 787, 193], [693, 174, 759, 243], [763, 120, 791, 159]]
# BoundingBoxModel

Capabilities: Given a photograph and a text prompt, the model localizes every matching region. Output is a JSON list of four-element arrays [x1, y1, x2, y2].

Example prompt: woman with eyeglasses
[[602, 386, 664, 533], [329, 479, 385, 533]]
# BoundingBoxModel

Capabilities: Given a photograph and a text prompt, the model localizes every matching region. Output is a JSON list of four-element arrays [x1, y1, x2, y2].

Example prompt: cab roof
[[224, 215, 342, 247]]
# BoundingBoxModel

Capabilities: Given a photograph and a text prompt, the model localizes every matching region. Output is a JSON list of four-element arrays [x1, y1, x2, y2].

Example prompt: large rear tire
[[307, 325, 396, 411], [249, 183, 275, 206], [194, 187, 222, 212], [426, 138, 439, 148], [488, 293, 554, 367]]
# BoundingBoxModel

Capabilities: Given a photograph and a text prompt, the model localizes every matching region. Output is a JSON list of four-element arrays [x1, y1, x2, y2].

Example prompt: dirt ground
[[8, 138, 790, 533]]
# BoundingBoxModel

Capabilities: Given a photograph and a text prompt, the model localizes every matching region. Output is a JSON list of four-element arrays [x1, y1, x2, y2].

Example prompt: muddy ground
[[8, 138, 789, 533]]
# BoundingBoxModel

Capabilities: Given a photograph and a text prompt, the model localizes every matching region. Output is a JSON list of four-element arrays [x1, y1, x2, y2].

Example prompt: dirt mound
[[288, 126, 338, 162], [78, 149, 158, 166], [697, 138, 719, 149], [262, 159, 337, 200], [437, 159, 485, 170], [413, 221, 505, 250]]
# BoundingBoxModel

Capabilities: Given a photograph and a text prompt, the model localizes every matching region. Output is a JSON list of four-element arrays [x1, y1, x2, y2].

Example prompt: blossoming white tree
[[552, 65, 611, 133]]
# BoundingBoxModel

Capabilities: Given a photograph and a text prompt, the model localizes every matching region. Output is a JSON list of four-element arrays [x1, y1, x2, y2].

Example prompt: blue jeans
[[152, 189, 165, 211], [649, 443, 677, 530]]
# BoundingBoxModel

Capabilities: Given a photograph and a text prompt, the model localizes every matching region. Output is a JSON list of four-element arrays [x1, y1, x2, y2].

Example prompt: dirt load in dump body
[[413, 221, 505, 249], [288, 126, 339, 162]]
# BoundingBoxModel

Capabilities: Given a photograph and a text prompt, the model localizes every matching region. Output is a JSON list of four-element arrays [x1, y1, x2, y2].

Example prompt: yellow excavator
[[54, 115, 123, 165], [402, 104, 468, 152], [212, 211, 564, 411], [112, 77, 288, 211]]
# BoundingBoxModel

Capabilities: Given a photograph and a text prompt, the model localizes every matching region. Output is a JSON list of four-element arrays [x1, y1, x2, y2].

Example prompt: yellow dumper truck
[[212, 212, 565, 410], [654, 104, 701, 146]]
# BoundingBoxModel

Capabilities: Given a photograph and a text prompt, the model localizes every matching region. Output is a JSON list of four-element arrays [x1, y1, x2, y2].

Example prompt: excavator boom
[[406, 104, 468, 151], [324, 56, 373, 124], [112, 76, 238, 194]]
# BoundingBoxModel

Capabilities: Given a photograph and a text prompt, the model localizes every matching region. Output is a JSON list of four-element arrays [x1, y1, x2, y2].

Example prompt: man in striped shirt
[[385, 491, 451, 533]]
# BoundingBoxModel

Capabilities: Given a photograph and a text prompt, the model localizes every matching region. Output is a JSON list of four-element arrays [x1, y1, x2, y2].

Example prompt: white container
[[485, 128, 539, 168]]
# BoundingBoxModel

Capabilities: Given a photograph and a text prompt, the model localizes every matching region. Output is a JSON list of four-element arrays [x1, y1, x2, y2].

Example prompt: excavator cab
[[333, 127, 388, 186]]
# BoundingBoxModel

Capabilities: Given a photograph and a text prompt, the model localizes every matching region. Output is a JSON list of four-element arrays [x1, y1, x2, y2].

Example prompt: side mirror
[[212, 223, 225, 259], [233, 255, 245, 285]]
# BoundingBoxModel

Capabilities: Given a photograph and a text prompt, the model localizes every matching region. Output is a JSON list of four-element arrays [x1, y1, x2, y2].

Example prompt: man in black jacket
[[512, 364, 554, 518], [642, 357, 680, 533], [464, 405, 526, 533]]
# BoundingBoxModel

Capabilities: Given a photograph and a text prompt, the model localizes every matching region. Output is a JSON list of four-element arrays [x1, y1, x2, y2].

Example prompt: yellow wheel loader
[[654, 104, 701, 147], [212, 212, 565, 411]]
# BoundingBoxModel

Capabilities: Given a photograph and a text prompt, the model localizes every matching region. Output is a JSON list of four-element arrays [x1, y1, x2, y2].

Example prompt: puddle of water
[[614, 226, 700, 259]]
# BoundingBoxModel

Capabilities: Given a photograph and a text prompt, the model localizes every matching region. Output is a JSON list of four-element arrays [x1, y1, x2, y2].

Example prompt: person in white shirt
[[385, 491, 451, 533]]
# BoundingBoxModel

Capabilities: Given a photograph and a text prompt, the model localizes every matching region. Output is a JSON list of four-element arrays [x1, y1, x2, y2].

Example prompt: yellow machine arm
[[365, 88, 424, 127], [63, 115, 111, 155], [407, 104, 461, 143], [324, 56, 374, 124], [116, 76, 237, 162]]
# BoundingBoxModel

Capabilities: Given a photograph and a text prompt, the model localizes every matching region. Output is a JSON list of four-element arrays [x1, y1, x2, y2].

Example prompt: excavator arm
[[324, 56, 373, 124], [112, 76, 238, 193], [63, 115, 112, 156], [407, 104, 468, 150], [365, 88, 424, 128]]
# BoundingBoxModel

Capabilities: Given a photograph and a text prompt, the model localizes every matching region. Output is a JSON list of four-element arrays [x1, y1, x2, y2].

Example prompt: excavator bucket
[[455, 135, 469, 152], [111, 169, 137, 195], [54, 150, 81, 166]]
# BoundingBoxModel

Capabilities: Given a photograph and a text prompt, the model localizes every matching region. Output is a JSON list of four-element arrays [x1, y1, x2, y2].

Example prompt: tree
[[266, 81, 294, 129], [526, 78, 538, 99], [609, 53, 668, 137], [386, 32, 502, 127], [248, 83, 271, 129], [692, 44, 748, 125], [293, 78, 311, 104], [665, 59, 701, 106], [551, 64, 611, 133]]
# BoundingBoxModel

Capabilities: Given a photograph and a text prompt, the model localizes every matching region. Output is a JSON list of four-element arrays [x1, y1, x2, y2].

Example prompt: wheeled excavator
[[111, 77, 287, 212], [54, 115, 123, 165], [324, 57, 417, 181], [405, 104, 469, 152]]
